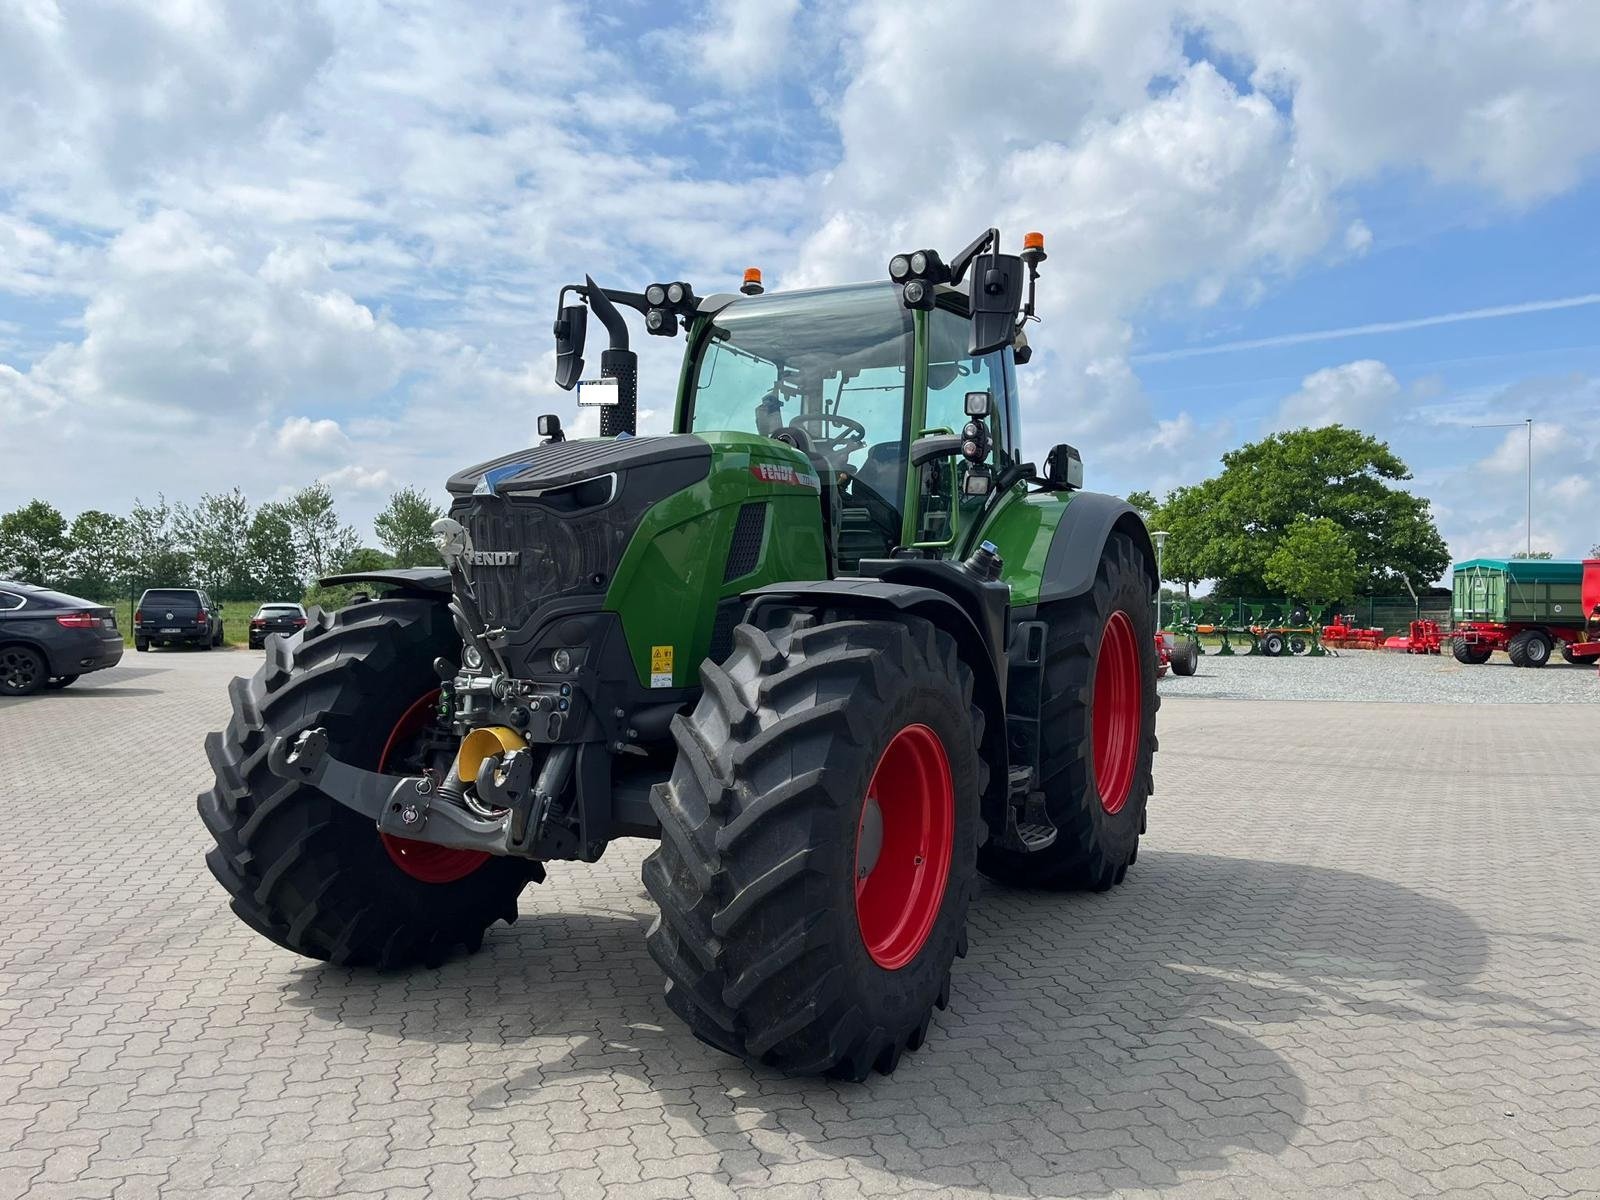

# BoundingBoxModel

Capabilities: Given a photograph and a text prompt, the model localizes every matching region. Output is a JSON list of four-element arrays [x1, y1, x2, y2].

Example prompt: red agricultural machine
[[1321, 614, 1386, 651]]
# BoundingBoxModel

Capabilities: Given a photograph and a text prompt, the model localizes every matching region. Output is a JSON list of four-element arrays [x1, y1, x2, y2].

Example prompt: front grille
[[453, 495, 640, 629], [722, 502, 768, 582]]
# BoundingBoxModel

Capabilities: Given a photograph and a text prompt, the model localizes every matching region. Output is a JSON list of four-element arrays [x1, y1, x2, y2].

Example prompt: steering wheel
[[787, 412, 866, 460]]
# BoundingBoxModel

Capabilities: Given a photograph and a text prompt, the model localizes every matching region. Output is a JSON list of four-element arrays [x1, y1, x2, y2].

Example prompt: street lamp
[[1152, 530, 1169, 631], [1471, 418, 1533, 557]]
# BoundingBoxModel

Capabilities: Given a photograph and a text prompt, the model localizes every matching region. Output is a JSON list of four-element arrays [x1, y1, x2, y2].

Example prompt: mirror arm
[[948, 228, 999, 287], [580, 275, 632, 352]]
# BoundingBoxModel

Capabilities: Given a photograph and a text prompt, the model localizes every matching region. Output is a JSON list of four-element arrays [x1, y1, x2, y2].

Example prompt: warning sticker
[[650, 645, 674, 688]]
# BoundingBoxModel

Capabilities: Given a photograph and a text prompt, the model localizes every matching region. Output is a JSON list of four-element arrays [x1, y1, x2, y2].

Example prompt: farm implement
[[1443, 557, 1600, 667], [197, 228, 1164, 1080]]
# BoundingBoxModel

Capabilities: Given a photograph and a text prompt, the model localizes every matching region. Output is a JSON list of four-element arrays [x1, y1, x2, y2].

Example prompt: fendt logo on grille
[[466, 550, 520, 566]]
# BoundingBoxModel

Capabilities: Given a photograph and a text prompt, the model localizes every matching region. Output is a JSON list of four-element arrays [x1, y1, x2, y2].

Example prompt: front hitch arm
[[267, 727, 514, 854]]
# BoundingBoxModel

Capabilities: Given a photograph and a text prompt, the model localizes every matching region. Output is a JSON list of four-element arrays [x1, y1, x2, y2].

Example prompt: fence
[[1163, 595, 1452, 633]]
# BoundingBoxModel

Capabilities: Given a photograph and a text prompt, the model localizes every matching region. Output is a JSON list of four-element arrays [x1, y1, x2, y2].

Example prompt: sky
[[3, 0, 1598, 575]]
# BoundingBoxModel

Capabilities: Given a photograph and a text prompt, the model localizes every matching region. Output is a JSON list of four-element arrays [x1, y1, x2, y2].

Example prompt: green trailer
[[1449, 557, 1596, 667]]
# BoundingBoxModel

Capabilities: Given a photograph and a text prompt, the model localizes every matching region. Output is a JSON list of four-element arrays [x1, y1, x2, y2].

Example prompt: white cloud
[[1275, 359, 1400, 430], [691, 0, 802, 92], [275, 416, 351, 460], [320, 464, 396, 494]]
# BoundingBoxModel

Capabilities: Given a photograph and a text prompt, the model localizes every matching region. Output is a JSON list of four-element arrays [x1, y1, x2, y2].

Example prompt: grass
[[105, 598, 275, 648]]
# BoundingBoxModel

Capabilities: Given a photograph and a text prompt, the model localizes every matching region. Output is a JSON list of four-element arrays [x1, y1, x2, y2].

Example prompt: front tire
[[1170, 638, 1199, 676], [978, 531, 1158, 891], [197, 598, 541, 967], [1453, 639, 1492, 665], [643, 613, 984, 1080]]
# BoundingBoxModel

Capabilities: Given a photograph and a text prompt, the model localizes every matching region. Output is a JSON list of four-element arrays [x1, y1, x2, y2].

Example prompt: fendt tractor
[[199, 228, 1160, 1079]]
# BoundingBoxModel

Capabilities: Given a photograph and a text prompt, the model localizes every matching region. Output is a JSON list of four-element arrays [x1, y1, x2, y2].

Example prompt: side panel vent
[[722, 502, 768, 582]]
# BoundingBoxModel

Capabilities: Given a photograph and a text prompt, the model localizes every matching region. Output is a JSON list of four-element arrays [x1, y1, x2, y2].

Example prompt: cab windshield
[[687, 283, 912, 483]]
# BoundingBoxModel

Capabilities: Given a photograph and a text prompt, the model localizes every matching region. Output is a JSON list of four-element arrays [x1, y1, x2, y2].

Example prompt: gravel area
[[1160, 645, 1600, 703]]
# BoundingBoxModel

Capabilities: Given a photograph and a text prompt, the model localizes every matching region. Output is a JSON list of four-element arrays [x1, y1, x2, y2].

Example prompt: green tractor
[[199, 228, 1159, 1080]]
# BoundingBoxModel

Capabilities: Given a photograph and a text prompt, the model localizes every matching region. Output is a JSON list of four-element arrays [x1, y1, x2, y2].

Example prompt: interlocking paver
[[2, 650, 1598, 1198]]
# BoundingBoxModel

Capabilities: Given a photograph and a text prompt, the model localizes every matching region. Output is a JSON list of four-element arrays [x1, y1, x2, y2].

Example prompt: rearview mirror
[[968, 252, 1023, 356], [553, 303, 587, 391]]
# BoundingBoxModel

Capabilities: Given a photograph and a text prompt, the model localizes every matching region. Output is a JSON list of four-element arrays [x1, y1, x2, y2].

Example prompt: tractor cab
[[548, 227, 1068, 578], [680, 281, 1019, 570]]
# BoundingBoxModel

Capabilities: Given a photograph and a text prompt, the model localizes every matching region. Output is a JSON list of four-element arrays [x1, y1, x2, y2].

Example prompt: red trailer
[[1566, 558, 1600, 664]]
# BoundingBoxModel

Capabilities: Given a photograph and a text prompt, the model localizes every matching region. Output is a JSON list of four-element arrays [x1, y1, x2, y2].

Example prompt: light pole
[[1153, 530, 1169, 630], [1471, 418, 1532, 557]]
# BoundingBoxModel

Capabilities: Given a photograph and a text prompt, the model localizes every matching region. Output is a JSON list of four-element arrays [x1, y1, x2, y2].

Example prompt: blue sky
[[2, 0, 1598, 573]]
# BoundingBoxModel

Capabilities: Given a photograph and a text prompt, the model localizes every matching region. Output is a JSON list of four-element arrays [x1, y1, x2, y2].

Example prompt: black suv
[[0, 581, 124, 695], [247, 603, 307, 649], [135, 588, 224, 651]]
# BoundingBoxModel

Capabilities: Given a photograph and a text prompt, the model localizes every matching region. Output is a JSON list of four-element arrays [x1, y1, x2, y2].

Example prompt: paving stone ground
[[2, 648, 1597, 1200]]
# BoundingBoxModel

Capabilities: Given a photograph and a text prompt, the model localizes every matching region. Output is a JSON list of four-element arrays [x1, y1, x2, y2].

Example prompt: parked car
[[248, 603, 308, 649], [134, 588, 224, 651], [0, 581, 124, 695]]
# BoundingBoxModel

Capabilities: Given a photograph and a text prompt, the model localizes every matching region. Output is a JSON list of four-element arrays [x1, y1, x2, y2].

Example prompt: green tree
[[247, 502, 302, 598], [374, 486, 443, 568], [339, 546, 394, 573], [126, 495, 192, 588], [0, 500, 70, 585], [176, 488, 253, 599], [1145, 485, 1209, 600], [1264, 516, 1361, 606], [64, 510, 132, 598], [285, 484, 359, 583], [1159, 425, 1448, 595], [1124, 490, 1158, 519]]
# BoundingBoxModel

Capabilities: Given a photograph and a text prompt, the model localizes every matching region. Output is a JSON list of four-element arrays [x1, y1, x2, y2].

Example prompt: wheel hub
[[853, 724, 953, 971], [1092, 610, 1141, 815], [378, 690, 491, 884]]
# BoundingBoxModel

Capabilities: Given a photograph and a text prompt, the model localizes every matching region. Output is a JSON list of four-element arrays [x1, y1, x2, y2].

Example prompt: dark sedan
[[0, 581, 124, 696], [248, 602, 307, 649]]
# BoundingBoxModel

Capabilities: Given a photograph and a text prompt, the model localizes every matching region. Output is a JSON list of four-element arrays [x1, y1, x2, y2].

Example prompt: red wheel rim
[[1093, 610, 1142, 815], [378, 690, 490, 884], [853, 724, 954, 971]]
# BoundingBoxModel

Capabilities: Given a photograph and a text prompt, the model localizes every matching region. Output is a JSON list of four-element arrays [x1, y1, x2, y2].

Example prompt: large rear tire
[[1508, 629, 1551, 668], [978, 531, 1158, 891], [643, 613, 984, 1080], [197, 598, 541, 967]]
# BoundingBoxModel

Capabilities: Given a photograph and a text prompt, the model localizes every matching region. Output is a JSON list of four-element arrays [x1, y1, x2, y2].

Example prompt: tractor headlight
[[666, 281, 692, 306], [550, 648, 573, 673], [645, 308, 678, 336], [901, 278, 934, 309], [889, 254, 911, 282], [645, 284, 668, 306], [462, 643, 483, 671]]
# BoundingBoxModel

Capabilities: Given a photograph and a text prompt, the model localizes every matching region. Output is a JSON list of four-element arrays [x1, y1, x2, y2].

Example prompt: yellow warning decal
[[650, 644, 674, 687]]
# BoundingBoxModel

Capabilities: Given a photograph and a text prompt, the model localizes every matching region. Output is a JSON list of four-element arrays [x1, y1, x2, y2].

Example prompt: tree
[[247, 503, 302, 598], [1264, 516, 1361, 605], [374, 486, 443, 568], [339, 546, 394, 573], [1124, 490, 1158, 519], [64, 510, 132, 598], [284, 484, 359, 583], [1156, 425, 1449, 595], [176, 488, 253, 599], [1512, 550, 1554, 560], [125, 495, 192, 587], [0, 500, 70, 585]]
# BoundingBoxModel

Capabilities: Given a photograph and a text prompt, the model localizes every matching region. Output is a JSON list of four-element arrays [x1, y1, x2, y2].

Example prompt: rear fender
[[742, 577, 1008, 844], [1039, 492, 1156, 602]]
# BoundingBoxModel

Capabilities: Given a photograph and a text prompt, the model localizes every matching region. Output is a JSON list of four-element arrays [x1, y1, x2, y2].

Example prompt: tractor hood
[[447, 434, 710, 498]]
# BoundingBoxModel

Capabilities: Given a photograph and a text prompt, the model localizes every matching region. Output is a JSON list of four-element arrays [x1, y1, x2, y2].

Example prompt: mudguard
[[1038, 492, 1156, 603], [741, 576, 1009, 842], [319, 568, 452, 597]]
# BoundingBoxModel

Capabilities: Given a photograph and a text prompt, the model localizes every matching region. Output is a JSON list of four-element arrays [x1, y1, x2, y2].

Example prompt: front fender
[[319, 568, 452, 597]]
